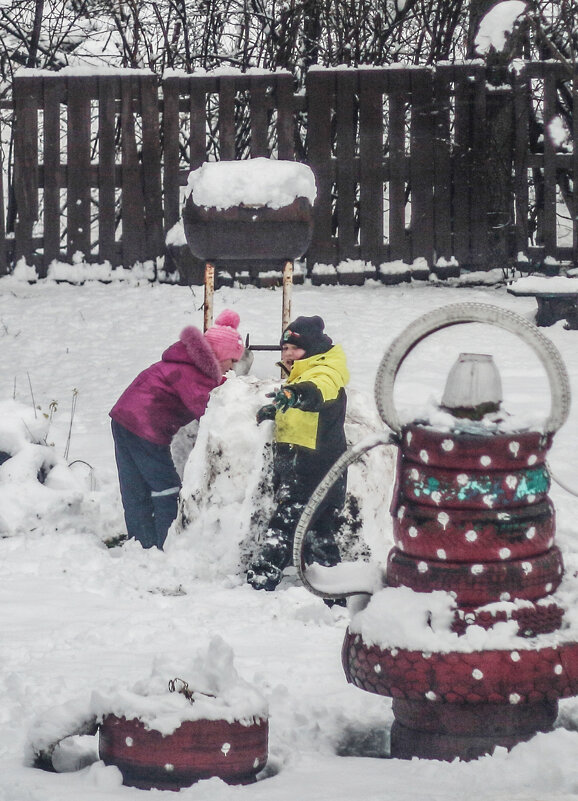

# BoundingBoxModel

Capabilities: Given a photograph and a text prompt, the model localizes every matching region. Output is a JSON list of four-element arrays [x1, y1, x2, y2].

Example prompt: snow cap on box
[[204, 309, 244, 362], [281, 315, 332, 357]]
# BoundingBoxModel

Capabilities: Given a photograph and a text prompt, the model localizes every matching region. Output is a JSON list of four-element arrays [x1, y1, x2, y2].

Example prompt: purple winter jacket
[[110, 326, 224, 446]]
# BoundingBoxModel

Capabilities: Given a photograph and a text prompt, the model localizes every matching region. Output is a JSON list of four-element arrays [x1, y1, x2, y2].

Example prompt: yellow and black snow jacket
[[275, 345, 349, 467]]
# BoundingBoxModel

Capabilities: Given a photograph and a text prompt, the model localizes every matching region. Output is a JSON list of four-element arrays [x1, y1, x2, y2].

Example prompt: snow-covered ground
[[2, 269, 578, 801]]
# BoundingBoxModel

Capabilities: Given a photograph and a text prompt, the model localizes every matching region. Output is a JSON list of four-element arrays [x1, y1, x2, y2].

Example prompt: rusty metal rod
[[282, 260, 293, 334], [203, 262, 215, 332]]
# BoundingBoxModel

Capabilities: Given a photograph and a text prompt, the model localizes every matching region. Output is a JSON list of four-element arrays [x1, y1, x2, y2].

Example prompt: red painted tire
[[99, 715, 268, 790], [386, 546, 564, 606], [393, 499, 555, 562], [392, 697, 557, 736], [400, 425, 552, 471], [342, 630, 578, 702], [398, 461, 550, 510], [390, 720, 537, 761]]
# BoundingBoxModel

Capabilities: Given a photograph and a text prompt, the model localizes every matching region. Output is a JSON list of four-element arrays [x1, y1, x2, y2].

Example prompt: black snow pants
[[247, 443, 346, 590]]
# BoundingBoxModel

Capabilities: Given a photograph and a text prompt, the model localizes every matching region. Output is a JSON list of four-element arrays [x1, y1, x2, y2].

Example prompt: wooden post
[[203, 261, 215, 331], [281, 260, 293, 378], [282, 260, 293, 332]]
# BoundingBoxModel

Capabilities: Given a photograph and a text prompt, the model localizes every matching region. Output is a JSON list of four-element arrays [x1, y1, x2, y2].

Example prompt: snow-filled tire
[[99, 715, 268, 790], [393, 499, 555, 562], [374, 303, 571, 435], [342, 630, 578, 702], [386, 546, 564, 606]]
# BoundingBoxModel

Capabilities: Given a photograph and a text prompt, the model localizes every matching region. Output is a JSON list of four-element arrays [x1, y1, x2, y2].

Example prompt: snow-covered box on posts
[[294, 302, 578, 762], [182, 158, 316, 266]]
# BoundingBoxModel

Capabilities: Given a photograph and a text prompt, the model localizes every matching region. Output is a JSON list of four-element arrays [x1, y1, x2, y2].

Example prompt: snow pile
[[0, 399, 101, 537], [167, 375, 395, 581], [185, 157, 318, 209]]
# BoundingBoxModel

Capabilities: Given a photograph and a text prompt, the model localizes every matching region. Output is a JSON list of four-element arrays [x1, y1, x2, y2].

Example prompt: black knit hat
[[280, 315, 333, 357]]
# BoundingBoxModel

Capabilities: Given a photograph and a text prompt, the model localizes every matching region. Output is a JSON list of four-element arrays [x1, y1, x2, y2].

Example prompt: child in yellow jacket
[[248, 316, 349, 591]]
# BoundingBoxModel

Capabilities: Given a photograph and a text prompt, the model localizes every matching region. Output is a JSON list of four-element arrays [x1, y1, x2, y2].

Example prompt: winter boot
[[247, 529, 292, 591], [246, 559, 284, 591]]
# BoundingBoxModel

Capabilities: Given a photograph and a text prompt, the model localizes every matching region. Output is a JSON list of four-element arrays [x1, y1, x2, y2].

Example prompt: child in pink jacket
[[110, 310, 244, 549]]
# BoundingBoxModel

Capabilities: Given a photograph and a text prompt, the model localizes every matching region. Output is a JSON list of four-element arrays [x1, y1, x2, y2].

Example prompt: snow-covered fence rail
[[7, 62, 578, 278]]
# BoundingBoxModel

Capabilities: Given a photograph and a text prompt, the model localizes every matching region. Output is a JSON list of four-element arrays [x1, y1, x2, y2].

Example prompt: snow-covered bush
[[0, 399, 100, 538]]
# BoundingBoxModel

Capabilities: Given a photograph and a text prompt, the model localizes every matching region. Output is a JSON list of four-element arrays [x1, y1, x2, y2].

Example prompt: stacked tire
[[341, 303, 576, 761]]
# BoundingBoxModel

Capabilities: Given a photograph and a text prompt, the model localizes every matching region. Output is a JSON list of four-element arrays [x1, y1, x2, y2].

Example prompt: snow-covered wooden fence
[[6, 62, 578, 278]]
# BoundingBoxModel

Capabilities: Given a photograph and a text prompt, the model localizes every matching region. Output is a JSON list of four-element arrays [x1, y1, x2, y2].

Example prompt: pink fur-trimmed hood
[[162, 325, 222, 382]]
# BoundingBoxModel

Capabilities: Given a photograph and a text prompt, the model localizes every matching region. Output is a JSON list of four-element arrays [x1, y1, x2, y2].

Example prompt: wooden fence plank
[[388, 69, 409, 262], [42, 77, 63, 266], [98, 75, 119, 265], [453, 66, 473, 266], [513, 66, 530, 262], [250, 76, 269, 157], [276, 73, 294, 160], [410, 68, 434, 264], [470, 65, 488, 267], [141, 73, 163, 259], [542, 68, 557, 261], [189, 76, 212, 169], [120, 75, 146, 266], [336, 70, 358, 261], [67, 75, 93, 261], [433, 65, 453, 262], [306, 70, 336, 264], [219, 77, 236, 160], [359, 69, 383, 264], [13, 75, 40, 268], [162, 75, 181, 234]]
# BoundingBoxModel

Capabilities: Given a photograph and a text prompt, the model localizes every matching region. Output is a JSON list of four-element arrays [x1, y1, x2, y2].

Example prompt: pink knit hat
[[204, 309, 244, 362]]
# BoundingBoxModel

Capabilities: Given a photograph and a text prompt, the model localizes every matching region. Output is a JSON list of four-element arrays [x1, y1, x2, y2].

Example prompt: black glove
[[256, 404, 277, 425], [266, 385, 300, 412]]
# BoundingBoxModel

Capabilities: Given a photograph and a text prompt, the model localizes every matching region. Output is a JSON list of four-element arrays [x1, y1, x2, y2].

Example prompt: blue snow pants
[[111, 419, 181, 550]]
